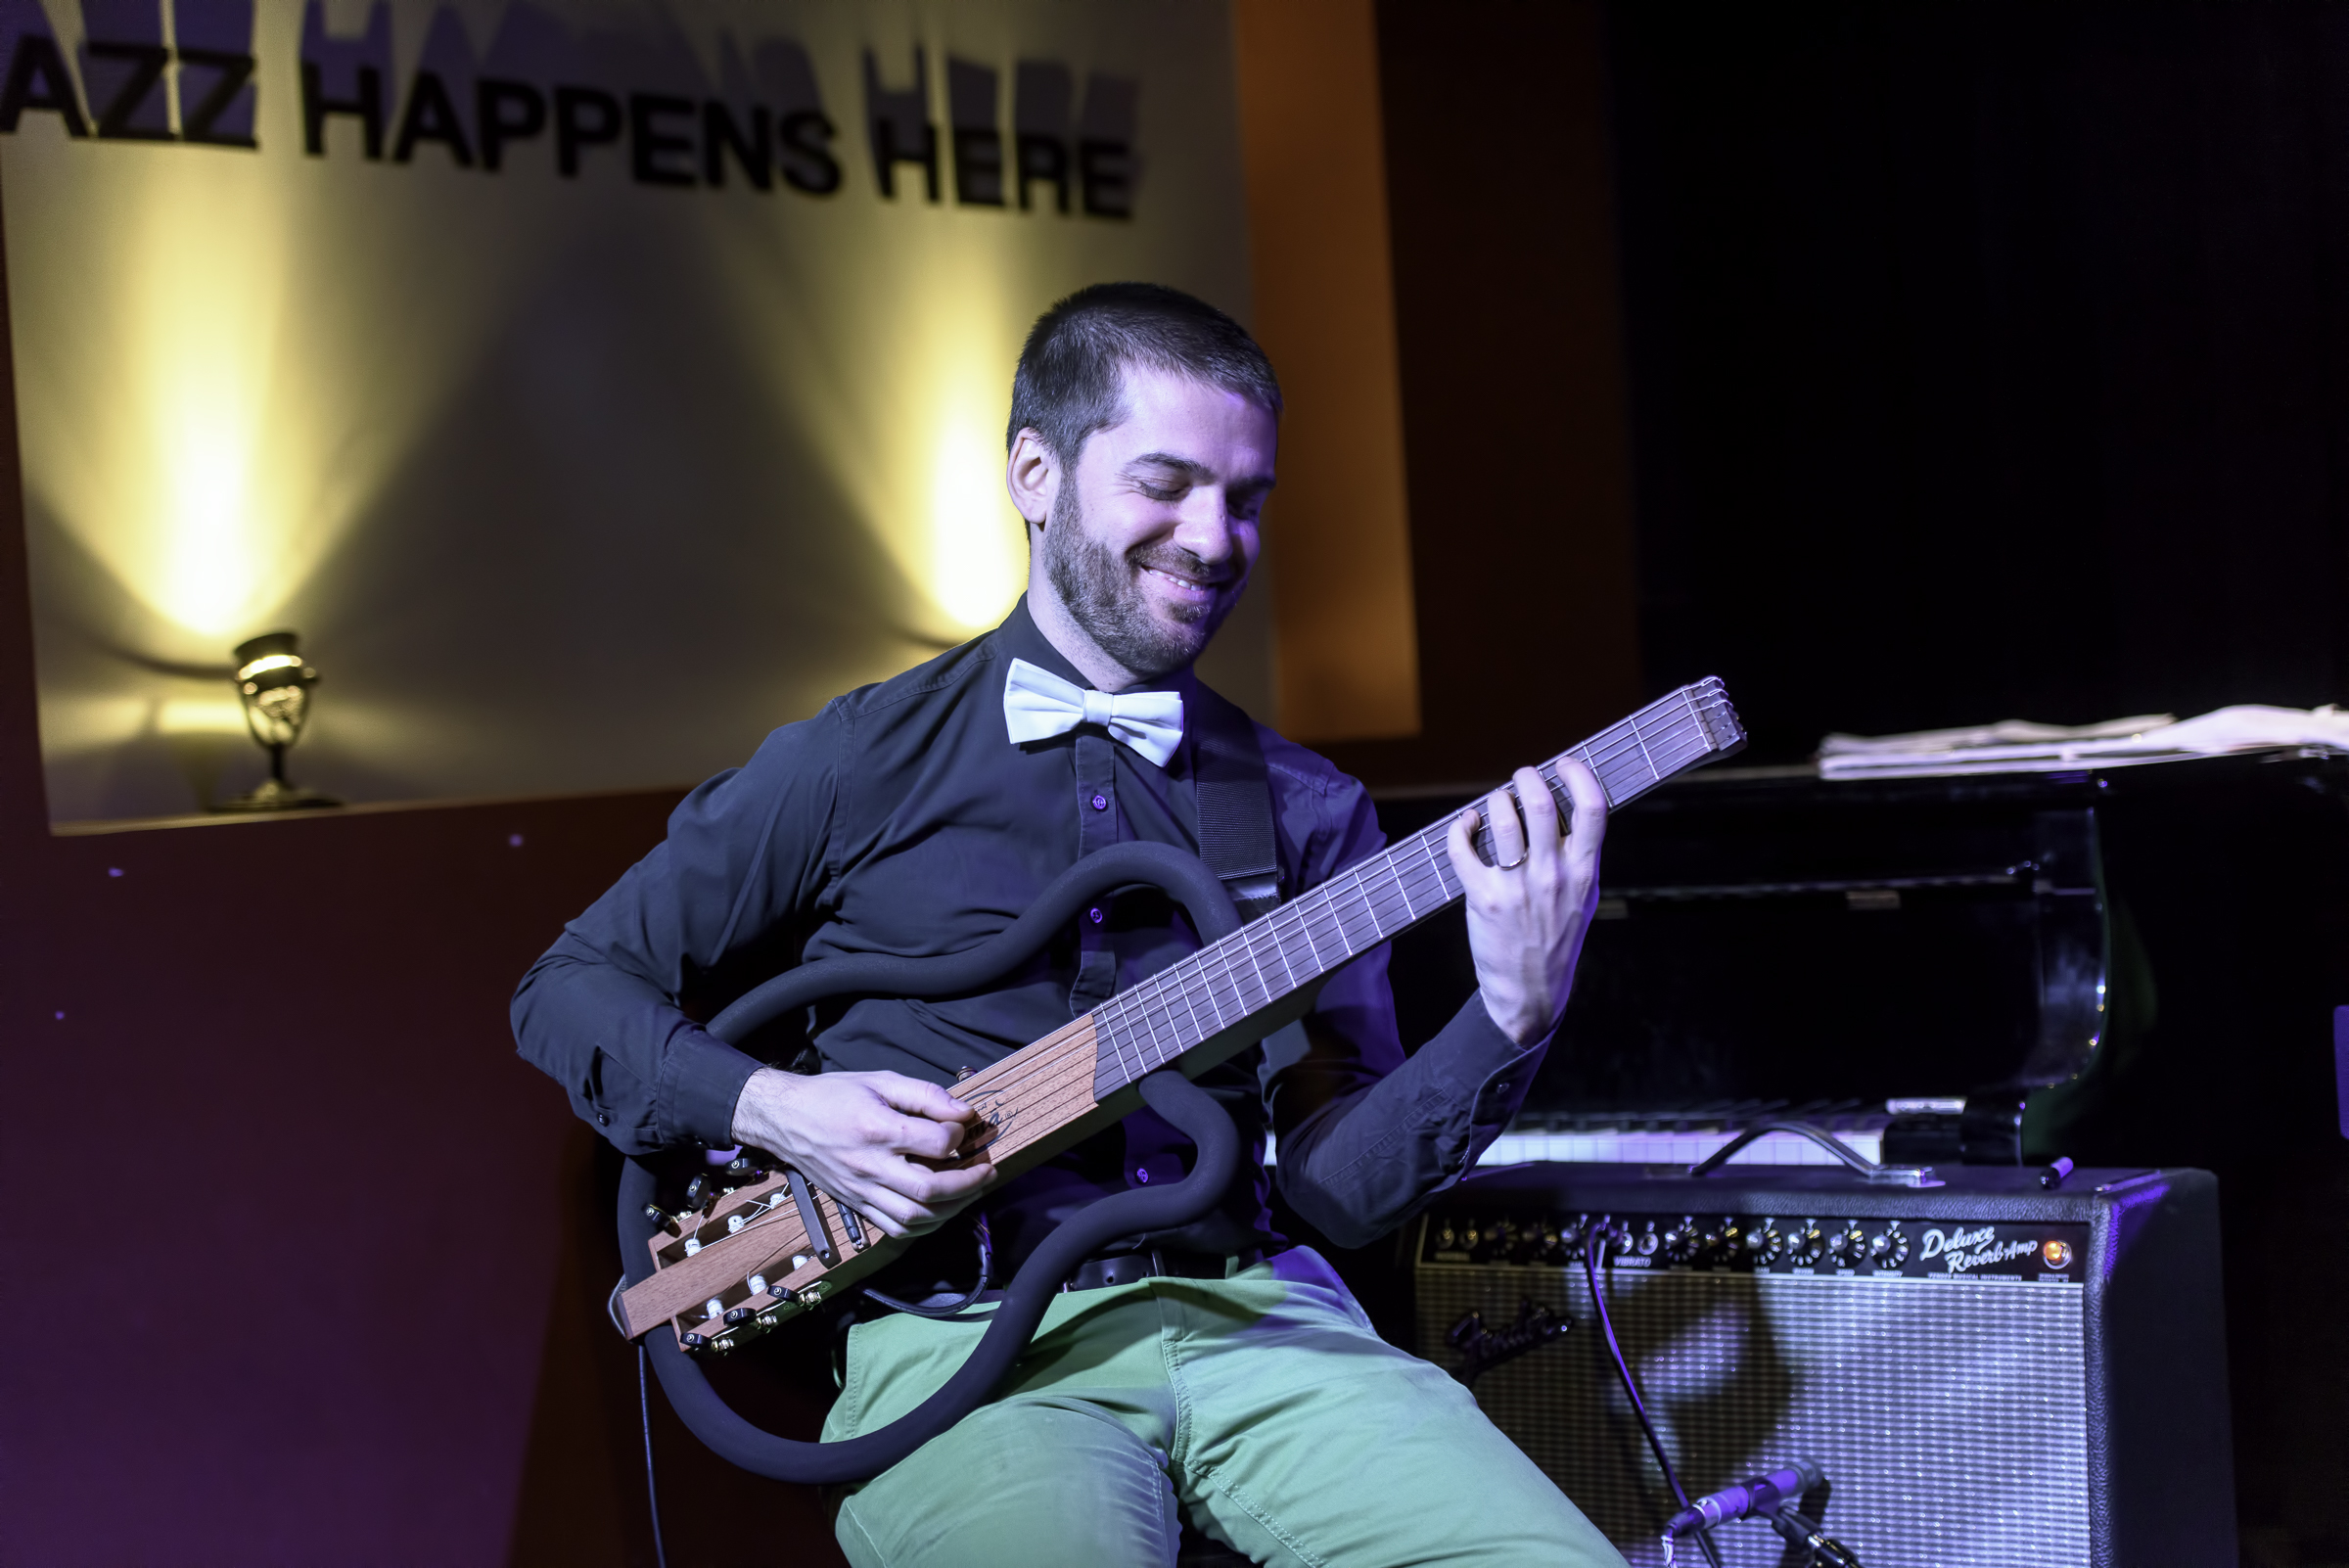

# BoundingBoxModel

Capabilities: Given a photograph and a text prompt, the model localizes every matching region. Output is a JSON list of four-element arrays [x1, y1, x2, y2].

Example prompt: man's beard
[[1041, 484, 1241, 681]]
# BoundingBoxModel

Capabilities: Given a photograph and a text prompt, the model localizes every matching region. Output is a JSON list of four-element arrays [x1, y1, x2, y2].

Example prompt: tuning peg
[[684, 1175, 714, 1210], [642, 1203, 680, 1235]]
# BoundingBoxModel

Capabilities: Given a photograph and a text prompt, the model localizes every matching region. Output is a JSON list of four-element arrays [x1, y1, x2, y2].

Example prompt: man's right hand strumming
[[730, 1067, 996, 1238]]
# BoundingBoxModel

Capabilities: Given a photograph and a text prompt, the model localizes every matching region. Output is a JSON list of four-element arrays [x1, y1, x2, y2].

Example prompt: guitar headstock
[[1685, 675, 1748, 761], [622, 1157, 896, 1353]]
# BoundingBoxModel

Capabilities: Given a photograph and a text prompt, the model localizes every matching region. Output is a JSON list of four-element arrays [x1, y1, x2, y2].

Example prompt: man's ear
[[1005, 429, 1059, 528]]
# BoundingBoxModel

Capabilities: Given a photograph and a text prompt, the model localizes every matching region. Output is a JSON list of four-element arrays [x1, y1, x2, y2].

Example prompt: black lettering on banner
[[476, 78, 543, 171], [392, 69, 472, 165], [871, 117, 937, 202], [953, 127, 1003, 207], [628, 93, 694, 187], [87, 41, 173, 140], [945, 57, 1000, 207], [301, 60, 383, 158], [0, 35, 91, 136], [778, 110, 839, 195], [703, 101, 770, 190], [178, 50, 258, 148], [553, 85, 621, 177], [1017, 134, 1068, 213], [1079, 138, 1129, 218]]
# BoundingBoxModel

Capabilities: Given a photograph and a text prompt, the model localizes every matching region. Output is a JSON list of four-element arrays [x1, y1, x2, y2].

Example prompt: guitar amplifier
[[1409, 1164, 2234, 1568]]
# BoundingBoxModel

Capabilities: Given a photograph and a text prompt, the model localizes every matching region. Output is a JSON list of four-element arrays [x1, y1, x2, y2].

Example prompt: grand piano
[[1370, 749, 2349, 1176]]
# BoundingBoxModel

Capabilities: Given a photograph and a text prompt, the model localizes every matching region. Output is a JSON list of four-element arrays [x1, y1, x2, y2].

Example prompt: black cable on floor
[[639, 1342, 668, 1568], [1583, 1222, 1724, 1568]]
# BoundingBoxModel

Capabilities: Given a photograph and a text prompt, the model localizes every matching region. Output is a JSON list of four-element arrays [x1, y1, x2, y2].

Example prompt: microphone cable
[[1582, 1220, 1723, 1568]]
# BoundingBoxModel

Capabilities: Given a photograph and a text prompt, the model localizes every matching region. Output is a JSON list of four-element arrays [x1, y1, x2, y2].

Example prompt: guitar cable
[[1582, 1221, 1724, 1568], [639, 1342, 669, 1568]]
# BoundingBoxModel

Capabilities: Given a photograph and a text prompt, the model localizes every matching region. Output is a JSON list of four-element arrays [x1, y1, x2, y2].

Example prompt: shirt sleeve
[[510, 710, 842, 1154], [1260, 778, 1552, 1248]]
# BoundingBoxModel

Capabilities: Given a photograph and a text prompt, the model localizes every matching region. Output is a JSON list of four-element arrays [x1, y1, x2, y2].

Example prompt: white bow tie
[[1002, 658, 1185, 768]]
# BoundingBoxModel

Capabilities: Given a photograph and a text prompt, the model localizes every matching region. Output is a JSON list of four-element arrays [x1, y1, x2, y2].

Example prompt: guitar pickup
[[784, 1168, 839, 1267]]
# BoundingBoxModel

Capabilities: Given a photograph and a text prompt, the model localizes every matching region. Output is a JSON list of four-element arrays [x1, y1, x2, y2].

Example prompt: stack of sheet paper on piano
[[1819, 705, 2349, 779]]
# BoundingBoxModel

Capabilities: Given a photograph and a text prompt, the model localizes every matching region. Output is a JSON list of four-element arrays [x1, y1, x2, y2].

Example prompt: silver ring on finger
[[1494, 851, 1529, 870]]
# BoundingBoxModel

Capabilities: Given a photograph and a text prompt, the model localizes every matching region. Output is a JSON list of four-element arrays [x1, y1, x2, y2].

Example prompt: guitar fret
[[1300, 891, 1342, 967], [1267, 902, 1307, 991], [1131, 984, 1170, 1073], [1165, 973, 1207, 1056], [1371, 853, 1414, 932], [1243, 917, 1284, 1000], [1114, 984, 1153, 1069], [1335, 875, 1377, 951], [1201, 945, 1234, 1032]]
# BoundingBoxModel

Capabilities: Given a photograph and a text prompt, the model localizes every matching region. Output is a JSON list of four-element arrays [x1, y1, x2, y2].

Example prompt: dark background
[[1610, 0, 2349, 759], [8, 1, 2348, 1562]]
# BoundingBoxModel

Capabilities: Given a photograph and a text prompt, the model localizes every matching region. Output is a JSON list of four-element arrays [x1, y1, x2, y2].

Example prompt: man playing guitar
[[515, 283, 1624, 1566]]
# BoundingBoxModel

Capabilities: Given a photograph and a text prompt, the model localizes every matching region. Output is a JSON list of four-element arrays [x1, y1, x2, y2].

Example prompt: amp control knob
[[1824, 1222, 1867, 1266], [1661, 1217, 1699, 1264], [1787, 1221, 1826, 1267], [1744, 1223, 1785, 1265], [1867, 1222, 1911, 1268]]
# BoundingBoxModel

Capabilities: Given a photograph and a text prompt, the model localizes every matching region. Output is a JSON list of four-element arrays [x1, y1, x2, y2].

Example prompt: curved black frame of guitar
[[617, 841, 1249, 1485]]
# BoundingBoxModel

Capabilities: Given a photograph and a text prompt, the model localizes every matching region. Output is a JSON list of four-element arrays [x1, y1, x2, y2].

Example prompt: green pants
[[823, 1247, 1628, 1568]]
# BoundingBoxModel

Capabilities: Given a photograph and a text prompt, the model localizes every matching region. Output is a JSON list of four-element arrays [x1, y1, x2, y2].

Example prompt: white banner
[[2, 0, 1261, 822]]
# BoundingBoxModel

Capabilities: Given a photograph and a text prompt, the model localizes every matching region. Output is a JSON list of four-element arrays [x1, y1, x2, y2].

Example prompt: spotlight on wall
[[213, 630, 341, 812]]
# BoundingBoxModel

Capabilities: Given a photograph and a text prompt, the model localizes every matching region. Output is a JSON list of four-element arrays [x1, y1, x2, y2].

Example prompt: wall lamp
[[214, 630, 341, 811]]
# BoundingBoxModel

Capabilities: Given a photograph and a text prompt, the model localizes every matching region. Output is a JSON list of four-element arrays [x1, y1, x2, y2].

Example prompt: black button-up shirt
[[511, 599, 1547, 1257]]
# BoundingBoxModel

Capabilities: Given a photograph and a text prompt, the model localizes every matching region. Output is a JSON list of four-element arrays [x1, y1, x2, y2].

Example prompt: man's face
[[1036, 364, 1277, 682]]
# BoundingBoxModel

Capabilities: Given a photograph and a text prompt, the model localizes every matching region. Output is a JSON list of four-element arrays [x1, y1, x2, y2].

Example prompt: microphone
[[1665, 1459, 1822, 1537]]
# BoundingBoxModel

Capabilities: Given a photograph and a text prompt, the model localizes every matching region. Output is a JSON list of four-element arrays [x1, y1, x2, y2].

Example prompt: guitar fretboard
[[1088, 677, 1743, 1098]]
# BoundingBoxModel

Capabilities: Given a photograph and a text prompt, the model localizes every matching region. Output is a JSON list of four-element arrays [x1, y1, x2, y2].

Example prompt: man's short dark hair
[[1007, 282, 1282, 461]]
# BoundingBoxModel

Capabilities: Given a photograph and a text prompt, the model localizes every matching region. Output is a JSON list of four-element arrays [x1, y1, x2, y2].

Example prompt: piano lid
[[1367, 763, 2114, 1115]]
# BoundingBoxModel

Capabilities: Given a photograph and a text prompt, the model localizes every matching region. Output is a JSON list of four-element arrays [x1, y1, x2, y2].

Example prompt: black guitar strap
[[1186, 681, 1283, 921]]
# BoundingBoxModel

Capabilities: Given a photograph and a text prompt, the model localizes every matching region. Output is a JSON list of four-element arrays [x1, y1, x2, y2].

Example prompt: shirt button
[[1136, 1168, 1151, 1184], [1091, 793, 1108, 811], [1089, 906, 1105, 924], [596, 1113, 610, 1127], [1494, 1081, 1512, 1096]]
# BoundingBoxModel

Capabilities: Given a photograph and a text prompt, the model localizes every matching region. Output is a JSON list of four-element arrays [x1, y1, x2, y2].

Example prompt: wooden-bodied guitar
[[616, 676, 1745, 1353]]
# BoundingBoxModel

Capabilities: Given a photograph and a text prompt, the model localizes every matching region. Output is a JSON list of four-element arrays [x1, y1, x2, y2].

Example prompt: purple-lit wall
[[0, 244, 843, 1567]]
